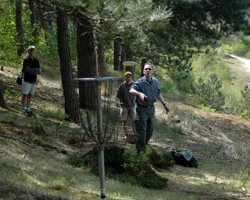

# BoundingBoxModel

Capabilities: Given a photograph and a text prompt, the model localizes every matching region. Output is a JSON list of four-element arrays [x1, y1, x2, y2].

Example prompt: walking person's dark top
[[116, 71, 136, 140], [116, 82, 135, 107]]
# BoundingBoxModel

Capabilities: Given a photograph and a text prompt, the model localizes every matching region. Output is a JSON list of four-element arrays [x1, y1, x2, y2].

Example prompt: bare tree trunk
[[97, 42, 106, 77], [16, 0, 24, 56], [77, 20, 98, 109], [114, 38, 121, 71], [0, 81, 7, 108], [28, 0, 39, 37], [141, 57, 147, 77], [119, 44, 125, 71], [125, 47, 135, 78], [57, 11, 79, 122]]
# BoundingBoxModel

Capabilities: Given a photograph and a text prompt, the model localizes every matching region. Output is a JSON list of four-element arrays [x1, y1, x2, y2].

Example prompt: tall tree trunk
[[141, 57, 147, 77], [119, 44, 125, 71], [97, 42, 106, 77], [114, 38, 121, 71], [57, 11, 79, 122], [28, 0, 39, 37], [77, 20, 98, 109], [125, 47, 135, 78], [16, 0, 24, 56], [0, 81, 7, 108]]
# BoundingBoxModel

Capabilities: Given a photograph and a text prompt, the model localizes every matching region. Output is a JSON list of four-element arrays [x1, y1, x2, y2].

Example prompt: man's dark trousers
[[135, 105, 155, 153]]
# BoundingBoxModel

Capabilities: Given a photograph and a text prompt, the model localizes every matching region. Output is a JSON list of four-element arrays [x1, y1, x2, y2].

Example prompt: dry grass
[[1, 64, 250, 199]]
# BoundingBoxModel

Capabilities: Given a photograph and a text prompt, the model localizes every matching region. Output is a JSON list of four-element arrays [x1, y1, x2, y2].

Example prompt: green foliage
[[191, 49, 238, 111], [144, 148, 175, 169], [239, 168, 250, 189], [161, 79, 175, 94], [219, 33, 250, 58], [201, 105, 215, 112], [36, 107, 70, 122], [67, 146, 172, 189], [0, 7, 22, 65], [161, 54, 194, 92], [241, 84, 250, 118], [193, 74, 225, 110], [240, 109, 248, 118], [5, 88, 22, 106], [223, 83, 243, 115]]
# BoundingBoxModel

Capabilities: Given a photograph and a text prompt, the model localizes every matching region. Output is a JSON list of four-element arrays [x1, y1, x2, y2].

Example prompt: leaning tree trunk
[[28, 0, 39, 37], [16, 0, 24, 56], [0, 81, 7, 108], [77, 19, 98, 109], [57, 11, 79, 122], [36, 2, 48, 30], [97, 42, 106, 77]]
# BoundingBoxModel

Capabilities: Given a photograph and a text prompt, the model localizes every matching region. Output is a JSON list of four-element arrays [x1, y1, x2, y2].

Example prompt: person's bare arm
[[157, 94, 170, 114]]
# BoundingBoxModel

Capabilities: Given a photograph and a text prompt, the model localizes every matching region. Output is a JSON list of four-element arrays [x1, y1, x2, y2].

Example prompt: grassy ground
[[1, 63, 250, 199]]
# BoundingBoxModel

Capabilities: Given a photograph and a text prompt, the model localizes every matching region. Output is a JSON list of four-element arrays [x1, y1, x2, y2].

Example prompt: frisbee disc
[[122, 61, 137, 66]]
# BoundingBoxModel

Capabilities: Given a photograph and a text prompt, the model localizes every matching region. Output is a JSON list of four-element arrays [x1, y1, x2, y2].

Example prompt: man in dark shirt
[[21, 45, 41, 116], [116, 71, 136, 140], [129, 63, 170, 153]]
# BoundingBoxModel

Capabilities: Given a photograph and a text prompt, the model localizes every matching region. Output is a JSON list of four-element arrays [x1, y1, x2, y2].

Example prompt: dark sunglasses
[[144, 68, 152, 71]]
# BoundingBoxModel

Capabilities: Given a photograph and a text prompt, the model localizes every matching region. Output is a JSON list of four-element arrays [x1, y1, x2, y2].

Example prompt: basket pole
[[97, 80, 106, 200]]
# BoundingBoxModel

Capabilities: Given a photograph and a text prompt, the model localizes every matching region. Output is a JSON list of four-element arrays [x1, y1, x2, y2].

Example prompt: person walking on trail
[[129, 63, 170, 153], [21, 45, 41, 116], [116, 71, 136, 140]]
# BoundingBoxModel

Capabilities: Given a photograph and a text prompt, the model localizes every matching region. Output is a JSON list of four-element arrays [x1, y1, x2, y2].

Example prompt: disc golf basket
[[75, 76, 124, 200]]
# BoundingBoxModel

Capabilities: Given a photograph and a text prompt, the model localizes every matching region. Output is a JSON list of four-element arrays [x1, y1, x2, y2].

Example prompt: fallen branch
[[0, 133, 33, 147]]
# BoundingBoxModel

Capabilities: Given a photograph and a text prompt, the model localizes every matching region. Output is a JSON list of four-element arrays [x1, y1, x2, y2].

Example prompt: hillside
[[1, 63, 250, 200]]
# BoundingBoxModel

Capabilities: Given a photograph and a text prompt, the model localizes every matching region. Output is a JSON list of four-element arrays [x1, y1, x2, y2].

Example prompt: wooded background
[[0, 0, 250, 121]]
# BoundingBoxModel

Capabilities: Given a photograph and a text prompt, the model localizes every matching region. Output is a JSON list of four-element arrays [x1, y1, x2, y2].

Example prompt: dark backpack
[[169, 149, 198, 168]]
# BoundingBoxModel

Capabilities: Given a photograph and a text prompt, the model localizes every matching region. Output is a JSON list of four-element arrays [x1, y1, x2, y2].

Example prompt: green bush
[[239, 168, 250, 189], [145, 148, 175, 169], [67, 146, 172, 189], [223, 83, 243, 115], [241, 84, 250, 118], [192, 73, 225, 110], [219, 33, 250, 58]]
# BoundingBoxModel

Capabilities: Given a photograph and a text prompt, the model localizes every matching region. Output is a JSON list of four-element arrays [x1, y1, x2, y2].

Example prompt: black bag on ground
[[16, 74, 23, 85], [169, 149, 198, 168]]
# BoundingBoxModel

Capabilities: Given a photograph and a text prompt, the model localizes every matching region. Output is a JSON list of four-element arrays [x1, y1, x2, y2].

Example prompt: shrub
[[67, 146, 172, 189], [241, 84, 250, 118], [239, 168, 250, 191], [145, 148, 175, 169], [192, 73, 225, 110]]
